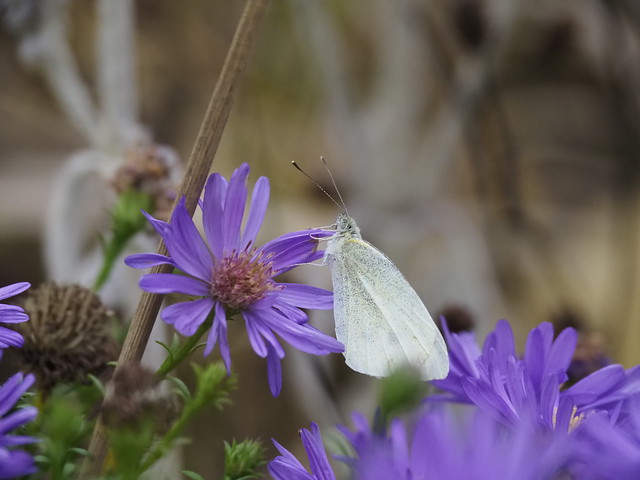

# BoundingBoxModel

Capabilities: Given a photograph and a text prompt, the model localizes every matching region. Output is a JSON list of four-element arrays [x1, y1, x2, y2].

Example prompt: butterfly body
[[324, 213, 449, 380]]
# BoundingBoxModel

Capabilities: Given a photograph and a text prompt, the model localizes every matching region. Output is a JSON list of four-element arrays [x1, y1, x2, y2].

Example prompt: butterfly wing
[[330, 237, 449, 380]]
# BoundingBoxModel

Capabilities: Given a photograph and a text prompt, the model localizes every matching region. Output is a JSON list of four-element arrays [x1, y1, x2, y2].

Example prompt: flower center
[[210, 250, 279, 310]]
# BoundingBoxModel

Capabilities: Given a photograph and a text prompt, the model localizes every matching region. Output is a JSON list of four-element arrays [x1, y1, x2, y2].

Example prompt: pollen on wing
[[210, 249, 280, 310]]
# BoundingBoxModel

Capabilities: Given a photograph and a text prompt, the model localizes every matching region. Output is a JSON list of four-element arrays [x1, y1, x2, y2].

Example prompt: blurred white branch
[[16, 0, 100, 145]]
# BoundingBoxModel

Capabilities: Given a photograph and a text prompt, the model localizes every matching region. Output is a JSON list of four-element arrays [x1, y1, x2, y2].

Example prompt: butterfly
[[323, 212, 449, 380]]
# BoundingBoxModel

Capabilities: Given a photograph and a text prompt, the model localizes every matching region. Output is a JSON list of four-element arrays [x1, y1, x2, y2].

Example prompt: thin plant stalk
[[80, 0, 272, 475]]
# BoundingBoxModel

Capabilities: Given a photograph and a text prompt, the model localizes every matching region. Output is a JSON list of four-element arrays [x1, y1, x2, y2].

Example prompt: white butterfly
[[324, 212, 449, 381]]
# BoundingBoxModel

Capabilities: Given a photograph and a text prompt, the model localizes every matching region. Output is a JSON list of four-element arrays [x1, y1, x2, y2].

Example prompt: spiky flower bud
[[16, 282, 118, 390], [101, 364, 179, 432], [111, 143, 179, 222]]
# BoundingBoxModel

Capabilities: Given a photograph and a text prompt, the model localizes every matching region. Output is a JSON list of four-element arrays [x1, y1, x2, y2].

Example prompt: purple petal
[[166, 198, 214, 281], [0, 408, 37, 436], [161, 298, 214, 336], [202, 173, 228, 259], [278, 283, 333, 309], [1, 433, 39, 447], [302, 423, 336, 480], [267, 344, 283, 397], [0, 374, 34, 417], [204, 303, 232, 374], [524, 325, 548, 394], [259, 230, 331, 274], [272, 299, 308, 325], [255, 306, 343, 354], [546, 327, 577, 375], [565, 364, 627, 407], [249, 315, 286, 357], [242, 176, 270, 249], [0, 306, 29, 324], [125, 253, 176, 269], [0, 283, 29, 301], [0, 328, 24, 349], [142, 210, 170, 235], [222, 163, 250, 253], [0, 450, 37, 478], [245, 314, 268, 358], [268, 439, 314, 480], [140, 273, 210, 296]]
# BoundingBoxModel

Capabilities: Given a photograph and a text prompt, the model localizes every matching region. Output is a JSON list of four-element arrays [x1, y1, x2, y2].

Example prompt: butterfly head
[[335, 213, 361, 239]]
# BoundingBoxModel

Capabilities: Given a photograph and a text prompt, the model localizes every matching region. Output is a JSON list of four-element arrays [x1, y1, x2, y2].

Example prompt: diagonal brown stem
[[80, 0, 271, 475]]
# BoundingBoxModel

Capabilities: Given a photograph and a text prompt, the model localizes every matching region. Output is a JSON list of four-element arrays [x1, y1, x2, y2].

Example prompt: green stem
[[156, 317, 213, 377], [93, 234, 127, 291], [138, 392, 199, 473]]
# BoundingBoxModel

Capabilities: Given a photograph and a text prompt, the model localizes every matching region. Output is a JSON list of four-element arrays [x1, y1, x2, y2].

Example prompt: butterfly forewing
[[330, 237, 449, 380]]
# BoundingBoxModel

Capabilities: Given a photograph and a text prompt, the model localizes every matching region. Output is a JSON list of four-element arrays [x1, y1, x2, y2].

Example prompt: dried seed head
[[16, 282, 118, 391], [101, 364, 179, 432], [111, 142, 179, 221]]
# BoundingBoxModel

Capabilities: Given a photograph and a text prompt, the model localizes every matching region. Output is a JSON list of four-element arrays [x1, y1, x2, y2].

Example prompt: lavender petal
[[166, 198, 214, 281], [266, 343, 283, 397], [161, 297, 214, 336], [124, 253, 176, 269], [202, 173, 228, 259], [278, 283, 333, 309], [222, 163, 249, 253], [242, 176, 270, 249], [0, 283, 30, 301], [140, 273, 210, 296]]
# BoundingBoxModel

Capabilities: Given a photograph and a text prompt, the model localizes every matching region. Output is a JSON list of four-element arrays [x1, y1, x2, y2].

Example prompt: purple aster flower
[[344, 408, 573, 480], [272, 408, 572, 480], [268, 422, 336, 480], [126, 163, 344, 396], [433, 319, 640, 431], [0, 282, 30, 350], [0, 373, 38, 479]]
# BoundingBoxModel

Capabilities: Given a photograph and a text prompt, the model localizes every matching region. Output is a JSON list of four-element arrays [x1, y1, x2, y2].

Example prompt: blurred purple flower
[[0, 282, 30, 350], [432, 319, 640, 430], [345, 408, 572, 480], [0, 373, 38, 479], [126, 163, 344, 396], [272, 408, 572, 480], [268, 422, 336, 480]]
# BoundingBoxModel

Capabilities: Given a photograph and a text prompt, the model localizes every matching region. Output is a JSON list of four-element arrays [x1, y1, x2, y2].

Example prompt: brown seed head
[[17, 282, 118, 391]]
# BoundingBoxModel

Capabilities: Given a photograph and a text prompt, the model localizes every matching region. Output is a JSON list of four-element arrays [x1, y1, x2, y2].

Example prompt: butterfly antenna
[[320, 156, 349, 215], [291, 161, 344, 211]]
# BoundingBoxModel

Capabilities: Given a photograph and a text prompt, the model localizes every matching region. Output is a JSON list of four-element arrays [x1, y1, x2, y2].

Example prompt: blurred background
[[2, 0, 640, 476]]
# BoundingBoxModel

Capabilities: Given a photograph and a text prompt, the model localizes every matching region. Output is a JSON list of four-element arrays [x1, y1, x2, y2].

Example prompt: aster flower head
[[344, 407, 572, 480], [270, 408, 573, 480], [0, 282, 30, 350], [127, 163, 344, 396], [433, 319, 640, 432], [0, 373, 38, 479]]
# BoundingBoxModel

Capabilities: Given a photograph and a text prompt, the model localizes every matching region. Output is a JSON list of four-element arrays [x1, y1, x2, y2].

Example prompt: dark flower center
[[210, 250, 279, 310]]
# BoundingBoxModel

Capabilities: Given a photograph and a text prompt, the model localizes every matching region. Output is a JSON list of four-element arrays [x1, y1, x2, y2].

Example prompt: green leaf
[[167, 375, 192, 401], [86, 374, 106, 397], [182, 471, 205, 480], [68, 447, 90, 457], [156, 340, 176, 358]]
